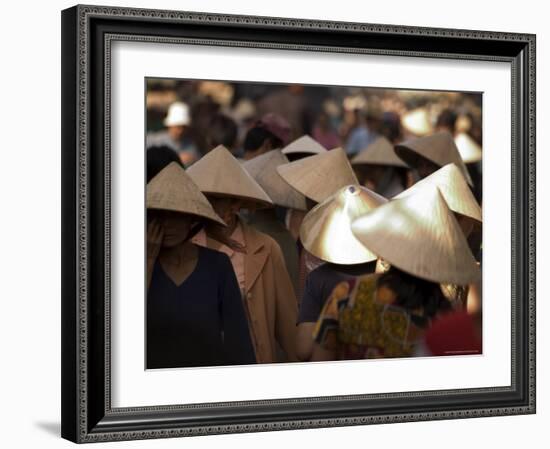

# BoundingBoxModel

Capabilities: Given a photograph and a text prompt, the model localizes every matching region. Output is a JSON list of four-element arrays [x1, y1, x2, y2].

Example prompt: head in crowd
[[435, 108, 458, 135], [186, 145, 273, 234], [163, 101, 191, 143], [146, 162, 225, 247], [243, 113, 291, 160], [204, 114, 238, 153], [364, 99, 384, 134], [146, 145, 184, 183], [378, 111, 403, 144], [351, 136, 409, 197], [395, 131, 473, 185], [377, 266, 452, 328]]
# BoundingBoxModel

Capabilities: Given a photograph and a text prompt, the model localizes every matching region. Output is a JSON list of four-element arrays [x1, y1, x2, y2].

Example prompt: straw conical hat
[[187, 145, 273, 208], [395, 131, 473, 186], [351, 137, 408, 167], [242, 150, 307, 210], [454, 132, 482, 164], [393, 163, 481, 222], [401, 108, 433, 136], [300, 185, 387, 264], [277, 147, 359, 203], [351, 186, 480, 285], [282, 135, 327, 157], [146, 162, 225, 226]]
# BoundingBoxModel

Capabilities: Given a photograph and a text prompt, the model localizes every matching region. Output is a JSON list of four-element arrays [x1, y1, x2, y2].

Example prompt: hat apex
[[146, 162, 225, 225], [187, 145, 273, 208], [242, 150, 307, 210], [300, 184, 387, 264], [393, 163, 482, 222], [395, 131, 474, 186], [277, 147, 358, 203]]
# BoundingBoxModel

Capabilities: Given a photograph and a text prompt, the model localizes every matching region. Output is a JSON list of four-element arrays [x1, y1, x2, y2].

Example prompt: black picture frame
[[61, 4, 536, 443]]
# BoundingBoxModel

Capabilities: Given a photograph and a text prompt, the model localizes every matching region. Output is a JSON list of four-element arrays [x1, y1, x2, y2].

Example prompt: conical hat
[[351, 137, 408, 167], [282, 135, 327, 156], [187, 145, 273, 208], [395, 131, 473, 186], [454, 132, 482, 164], [276, 147, 359, 203], [351, 186, 480, 285], [242, 150, 307, 210], [146, 162, 225, 226], [300, 185, 387, 264], [401, 108, 433, 136], [394, 163, 481, 222]]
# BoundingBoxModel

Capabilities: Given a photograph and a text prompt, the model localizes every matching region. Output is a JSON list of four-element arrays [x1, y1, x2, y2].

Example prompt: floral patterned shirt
[[313, 273, 424, 360]]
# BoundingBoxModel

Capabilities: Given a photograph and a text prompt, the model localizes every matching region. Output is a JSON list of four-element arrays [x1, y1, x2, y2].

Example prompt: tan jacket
[[240, 221, 299, 363]]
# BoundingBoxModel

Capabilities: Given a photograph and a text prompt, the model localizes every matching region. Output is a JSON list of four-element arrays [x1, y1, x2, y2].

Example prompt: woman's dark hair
[[377, 266, 451, 327], [243, 126, 283, 154], [146, 145, 184, 183], [436, 109, 458, 134]]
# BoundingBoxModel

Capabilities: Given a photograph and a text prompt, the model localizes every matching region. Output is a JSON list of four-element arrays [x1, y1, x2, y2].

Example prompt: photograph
[[145, 79, 484, 369]]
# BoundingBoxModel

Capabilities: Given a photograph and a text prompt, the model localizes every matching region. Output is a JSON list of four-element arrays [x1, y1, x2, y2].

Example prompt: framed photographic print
[[61, 4, 536, 443]]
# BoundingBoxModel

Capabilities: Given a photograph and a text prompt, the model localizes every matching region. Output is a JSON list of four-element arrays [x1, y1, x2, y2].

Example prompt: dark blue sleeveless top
[[147, 246, 256, 368]]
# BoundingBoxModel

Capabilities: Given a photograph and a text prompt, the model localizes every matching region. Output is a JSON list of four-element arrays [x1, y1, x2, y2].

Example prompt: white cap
[[163, 102, 191, 127]]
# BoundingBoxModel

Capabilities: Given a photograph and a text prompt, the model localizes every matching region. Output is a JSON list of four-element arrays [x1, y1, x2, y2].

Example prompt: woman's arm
[[146, 219, 163, 291], [296, 323, 316, 361]]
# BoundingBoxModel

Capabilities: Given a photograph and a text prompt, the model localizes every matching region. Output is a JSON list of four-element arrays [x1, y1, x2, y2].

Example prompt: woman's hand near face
[[147, 218, 164, 259]]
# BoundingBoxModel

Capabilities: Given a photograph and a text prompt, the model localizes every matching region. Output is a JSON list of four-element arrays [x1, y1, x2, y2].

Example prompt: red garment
[[424, 311, 481, 356]]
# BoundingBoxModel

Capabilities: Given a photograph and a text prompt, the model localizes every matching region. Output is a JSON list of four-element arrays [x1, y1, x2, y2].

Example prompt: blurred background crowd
[[146, 79, 482, 199]]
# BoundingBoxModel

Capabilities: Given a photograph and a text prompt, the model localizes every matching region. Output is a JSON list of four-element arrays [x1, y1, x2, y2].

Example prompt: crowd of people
[[145, 81, 483, 369]]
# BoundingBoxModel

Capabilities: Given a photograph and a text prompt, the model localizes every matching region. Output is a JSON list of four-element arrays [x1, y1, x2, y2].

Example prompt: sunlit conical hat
[[282, 135, 327, 157], [393, 163, 481, 222], [395, 131, 473, 186], [187, 145, 273, 208], [146, 162, 225, 226], [454, 132, 482, 164], [242, 150, 307, 210], [300, 185, 388, 264], [351, 137, 408, 168], [401, 108, 433, 136], [351, 186, 480, 285], [276, 147, 359, 203]]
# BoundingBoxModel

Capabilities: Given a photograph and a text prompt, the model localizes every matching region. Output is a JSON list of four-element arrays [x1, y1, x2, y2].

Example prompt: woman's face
[[149, 210, 194, 247]]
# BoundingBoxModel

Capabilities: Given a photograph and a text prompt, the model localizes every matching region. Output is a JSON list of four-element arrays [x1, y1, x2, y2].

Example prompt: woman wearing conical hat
[[393, 162, 482, 254], [242, 149, 307, 296], [295, 185, 387, 361], [393, 163, 483, 309], [351, 136, 409, 197], [281, 134, 327, 162], [276, 147, 360, 299], [394, 131, 474, 187], [146, 162, 256, 369], [187, 145, 299, 364], [311, 186, 480, 361]]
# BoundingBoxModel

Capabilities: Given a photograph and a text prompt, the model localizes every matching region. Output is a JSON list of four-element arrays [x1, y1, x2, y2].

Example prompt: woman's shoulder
[[195, 245, 232, 267]]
